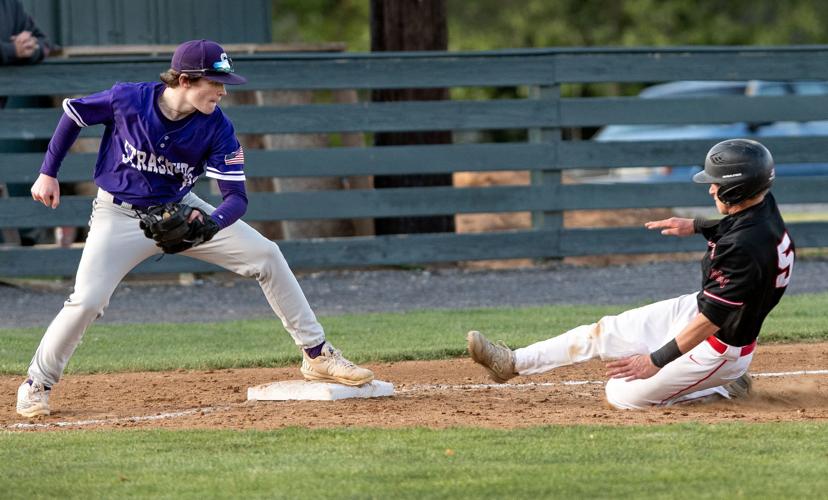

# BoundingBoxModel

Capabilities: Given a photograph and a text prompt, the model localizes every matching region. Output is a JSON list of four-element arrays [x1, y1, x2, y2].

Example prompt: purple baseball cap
[[171, 39, 247, 85]]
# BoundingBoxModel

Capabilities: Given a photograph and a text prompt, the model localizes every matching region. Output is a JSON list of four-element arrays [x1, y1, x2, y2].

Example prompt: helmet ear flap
[[719, 175, 773, 205], [715, 184, 742, 205]]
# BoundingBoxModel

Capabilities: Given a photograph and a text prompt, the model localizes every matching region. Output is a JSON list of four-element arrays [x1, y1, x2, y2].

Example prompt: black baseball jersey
[[695, 193, 794, 346]]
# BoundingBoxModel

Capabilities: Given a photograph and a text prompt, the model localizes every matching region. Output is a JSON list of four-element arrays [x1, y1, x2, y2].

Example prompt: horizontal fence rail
[[4, 46, 828, 95], [1, 222, 826, 277], [2, 177, 827, 228], [7, 96, 828, 139], [2, 46, 828, 276], [6, 136, 828, 183], [0, 100, 559, 139]]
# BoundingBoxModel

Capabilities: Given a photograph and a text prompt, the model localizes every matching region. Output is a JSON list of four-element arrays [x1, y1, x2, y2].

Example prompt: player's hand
[[11, 31, 38, 59], [188, 209, 204, 223], [605, 354, 660, 381], [31, 173, 60, 209], [645, 217, 694, 237]]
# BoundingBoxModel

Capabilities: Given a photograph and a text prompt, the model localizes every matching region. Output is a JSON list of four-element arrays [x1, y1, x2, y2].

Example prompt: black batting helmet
[[693, 138, 775, 205]]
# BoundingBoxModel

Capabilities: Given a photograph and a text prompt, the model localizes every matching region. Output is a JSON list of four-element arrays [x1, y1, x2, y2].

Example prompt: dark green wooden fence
[[2, 46, 828, 276]]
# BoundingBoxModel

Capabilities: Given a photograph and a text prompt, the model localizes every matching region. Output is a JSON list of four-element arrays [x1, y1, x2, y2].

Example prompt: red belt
[[706, 336, 756, 356]]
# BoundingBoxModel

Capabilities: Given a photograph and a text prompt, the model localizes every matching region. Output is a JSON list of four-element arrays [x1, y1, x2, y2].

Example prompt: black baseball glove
[[138, 203, 220, 254]]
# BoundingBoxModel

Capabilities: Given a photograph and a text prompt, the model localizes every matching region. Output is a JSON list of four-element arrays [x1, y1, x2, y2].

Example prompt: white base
[[247, 380, 395, 401]]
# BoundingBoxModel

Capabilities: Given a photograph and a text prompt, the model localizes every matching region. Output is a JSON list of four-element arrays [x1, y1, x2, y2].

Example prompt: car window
[[668, 87, 747, 97], [791, 82, 828, 95], [750, 82, 789, 96], [639, 81, 747, 98]]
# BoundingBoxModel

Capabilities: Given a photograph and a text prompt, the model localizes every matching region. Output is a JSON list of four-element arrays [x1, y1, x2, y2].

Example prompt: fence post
[[529, 84, 563, 259]]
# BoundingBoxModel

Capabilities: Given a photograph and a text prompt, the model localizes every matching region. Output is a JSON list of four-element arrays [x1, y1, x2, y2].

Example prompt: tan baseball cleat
[[723, 372, 752, 399], [693, 373, 753, 405], [300, 342, 374, 386], [16, 380, 51, 418], [467, 330, 517, 383]]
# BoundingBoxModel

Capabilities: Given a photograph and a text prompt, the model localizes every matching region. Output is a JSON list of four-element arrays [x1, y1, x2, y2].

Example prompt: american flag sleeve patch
[[224, 146, 245, 165], [206, 144, 246, 181]]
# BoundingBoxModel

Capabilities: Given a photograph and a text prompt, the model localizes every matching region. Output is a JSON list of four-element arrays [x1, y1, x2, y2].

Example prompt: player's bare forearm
[[674, 312, 719, 353], [644, 217, 695, 237]]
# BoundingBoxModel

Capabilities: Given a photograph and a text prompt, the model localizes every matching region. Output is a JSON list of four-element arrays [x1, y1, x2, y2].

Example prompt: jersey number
[[776, 232, 794, 288]]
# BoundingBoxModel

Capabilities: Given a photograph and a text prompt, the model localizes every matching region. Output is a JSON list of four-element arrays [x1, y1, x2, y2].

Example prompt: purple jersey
[[60, 81, 245, 206]]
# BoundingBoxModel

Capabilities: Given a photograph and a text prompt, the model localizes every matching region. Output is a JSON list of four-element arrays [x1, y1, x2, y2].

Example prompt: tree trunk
[[370, 0, 455, 235]]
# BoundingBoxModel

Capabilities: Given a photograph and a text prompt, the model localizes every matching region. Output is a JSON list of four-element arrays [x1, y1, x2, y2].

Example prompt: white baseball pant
[[514, 293, 754, 409], [27, 189, 326, 386]]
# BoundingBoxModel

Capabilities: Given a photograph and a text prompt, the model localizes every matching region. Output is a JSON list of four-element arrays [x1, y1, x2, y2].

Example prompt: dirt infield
[[3, 342, 826, 431]]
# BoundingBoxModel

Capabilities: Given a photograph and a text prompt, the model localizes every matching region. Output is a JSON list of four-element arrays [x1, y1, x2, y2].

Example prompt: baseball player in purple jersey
[[16, 39, 373, 418], [467, 139, 794, 409]]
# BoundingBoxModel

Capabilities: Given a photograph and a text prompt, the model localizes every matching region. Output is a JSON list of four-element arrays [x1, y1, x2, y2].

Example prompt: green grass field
[[1, 425, 827, 499], [1, 291, 826, 374], [2, 293, 827, 499]]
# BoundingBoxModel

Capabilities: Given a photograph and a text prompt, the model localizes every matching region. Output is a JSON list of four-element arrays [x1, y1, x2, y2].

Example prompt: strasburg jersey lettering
[[120, 138, 195, 189], [63, 82, 245, 206]]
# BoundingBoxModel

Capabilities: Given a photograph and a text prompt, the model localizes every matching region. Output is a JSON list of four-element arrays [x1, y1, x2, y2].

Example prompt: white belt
[[97, 188, 150, 210]]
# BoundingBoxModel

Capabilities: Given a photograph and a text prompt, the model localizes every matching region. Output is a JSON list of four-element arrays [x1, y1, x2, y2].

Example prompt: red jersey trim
[[702, 290, 744, 307]]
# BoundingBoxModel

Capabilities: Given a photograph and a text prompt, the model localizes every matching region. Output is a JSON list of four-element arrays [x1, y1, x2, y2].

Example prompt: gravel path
[[2, 259, 827, 329]]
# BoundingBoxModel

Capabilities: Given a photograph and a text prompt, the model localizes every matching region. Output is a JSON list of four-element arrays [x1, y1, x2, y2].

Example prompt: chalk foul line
[[8, 405, 234, 430], [398, 369, 828, 393]]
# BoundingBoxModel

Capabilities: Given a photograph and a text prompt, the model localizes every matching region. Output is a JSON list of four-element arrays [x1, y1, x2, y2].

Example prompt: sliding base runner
[[467, 139, 794, 409]]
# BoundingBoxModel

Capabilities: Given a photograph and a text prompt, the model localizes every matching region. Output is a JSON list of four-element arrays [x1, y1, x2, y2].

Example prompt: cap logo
[[212, 53, 233, 73], [721, 173, 742, 178], [710, 152, 727, 165]]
